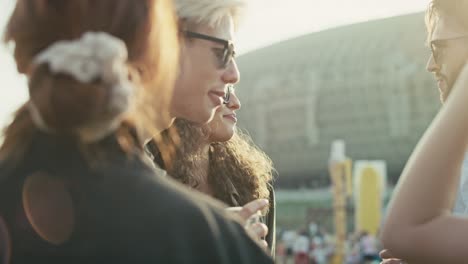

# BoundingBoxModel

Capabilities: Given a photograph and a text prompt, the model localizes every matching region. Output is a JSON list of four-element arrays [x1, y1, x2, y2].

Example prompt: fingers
[[379, 249, 394, 259], [246, 222, 269, 249], [248, 222, 268, 239], [239, 199, 269, 221], [380, 249, 405, 264], [225, 199, 269, 249], [380, 260, 406, 264], [259, 239, 268, 249], [380, 249, 403, 261]]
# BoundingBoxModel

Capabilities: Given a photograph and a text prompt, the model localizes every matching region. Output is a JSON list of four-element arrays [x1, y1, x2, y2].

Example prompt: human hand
[[226, 198, 269, 248], [380, 249, 407, 264]]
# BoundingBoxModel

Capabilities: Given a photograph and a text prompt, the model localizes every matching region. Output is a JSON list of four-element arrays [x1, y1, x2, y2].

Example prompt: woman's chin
[[211, 131, 235, 143]]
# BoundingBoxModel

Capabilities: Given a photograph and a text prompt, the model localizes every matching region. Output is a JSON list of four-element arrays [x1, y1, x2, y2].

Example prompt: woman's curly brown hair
[[150, 118, 275, 206]]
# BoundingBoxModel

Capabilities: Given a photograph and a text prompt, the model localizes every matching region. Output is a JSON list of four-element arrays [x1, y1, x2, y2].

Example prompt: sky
[[236, 0, 429, 53], [0, 0, 430, 128]]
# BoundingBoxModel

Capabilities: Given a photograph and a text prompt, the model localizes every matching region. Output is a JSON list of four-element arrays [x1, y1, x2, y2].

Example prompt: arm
[[381, 64, 468, 263]]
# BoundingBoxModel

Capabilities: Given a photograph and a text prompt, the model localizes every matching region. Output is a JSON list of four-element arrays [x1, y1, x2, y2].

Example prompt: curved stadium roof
[[235, 13, 440, 187]]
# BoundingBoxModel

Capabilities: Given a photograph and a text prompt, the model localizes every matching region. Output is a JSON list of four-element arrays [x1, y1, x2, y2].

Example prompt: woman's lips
[[223, 114, 237, 123]]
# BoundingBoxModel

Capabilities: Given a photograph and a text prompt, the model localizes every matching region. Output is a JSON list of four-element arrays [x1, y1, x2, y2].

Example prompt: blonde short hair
[[425, 0, 468, 44], [174, 0, 246, 30]]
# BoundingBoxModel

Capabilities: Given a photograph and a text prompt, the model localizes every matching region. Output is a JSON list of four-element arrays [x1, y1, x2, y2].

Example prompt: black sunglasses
[[430, 35, 468, 64], [184, 30, 236, 69]]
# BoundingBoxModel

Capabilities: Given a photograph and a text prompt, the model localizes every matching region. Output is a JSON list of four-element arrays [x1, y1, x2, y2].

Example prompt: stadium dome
[[235, 13, 440, 187]]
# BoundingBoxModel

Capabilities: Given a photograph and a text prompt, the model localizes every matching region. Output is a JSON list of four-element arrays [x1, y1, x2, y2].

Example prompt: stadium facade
[[235, 13, 440, 188]]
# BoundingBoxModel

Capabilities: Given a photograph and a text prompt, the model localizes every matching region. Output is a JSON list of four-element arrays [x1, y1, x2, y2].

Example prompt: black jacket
[[0, 132, 273, 264]]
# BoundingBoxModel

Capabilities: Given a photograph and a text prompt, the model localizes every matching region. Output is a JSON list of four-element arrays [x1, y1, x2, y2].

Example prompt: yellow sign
[[354, 163, 385, 235]]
